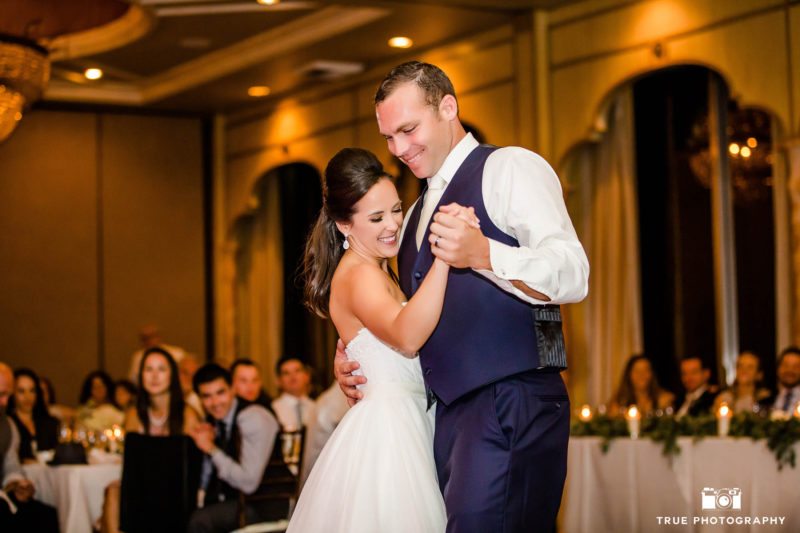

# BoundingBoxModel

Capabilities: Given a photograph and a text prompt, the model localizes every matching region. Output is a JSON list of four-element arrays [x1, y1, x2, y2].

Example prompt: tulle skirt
[[287, 382, 446, 533]]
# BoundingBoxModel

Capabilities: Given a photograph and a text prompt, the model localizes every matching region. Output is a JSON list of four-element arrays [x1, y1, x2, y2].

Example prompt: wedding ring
[[434, 236, 440, 248]]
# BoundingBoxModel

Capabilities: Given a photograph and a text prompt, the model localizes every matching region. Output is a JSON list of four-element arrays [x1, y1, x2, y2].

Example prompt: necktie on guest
[[416, 174, 447, 250], [781, 389, 795, 412]]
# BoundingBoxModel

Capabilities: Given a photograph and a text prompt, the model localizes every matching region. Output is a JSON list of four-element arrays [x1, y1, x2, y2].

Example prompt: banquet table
[[23, 462, 122, 533], [562, 437, 800, 533]]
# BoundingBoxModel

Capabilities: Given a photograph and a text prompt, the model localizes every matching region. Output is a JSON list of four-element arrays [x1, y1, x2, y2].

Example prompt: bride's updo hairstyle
[[303, 147, 392, 318]]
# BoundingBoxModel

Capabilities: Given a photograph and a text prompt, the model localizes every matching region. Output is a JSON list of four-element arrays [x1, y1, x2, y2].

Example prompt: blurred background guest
[[675, 355, 717, 418], [102, 347, 201, 533], [124, 347, 200, 436], [39, 376, 75, 424], [179, 354, 204, 416], [713, 351, 771, 414], [189, 363, 289, 532], [301, 382, 349, 487], [272, 357, 315, 430], [769, 346, 800, 415], [608, 354, 674, 417], [231, 358, 272, 409], [77, 370, 124, 432], [113, 379, 137, 413], [128, 323, 186, 384], [0, 363, 59, 532], [7, 368, 59, 463]]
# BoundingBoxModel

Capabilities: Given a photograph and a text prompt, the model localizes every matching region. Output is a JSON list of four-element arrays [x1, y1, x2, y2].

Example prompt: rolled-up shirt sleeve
[[210, 405, 279, 495], [475, 147, 589, 305]]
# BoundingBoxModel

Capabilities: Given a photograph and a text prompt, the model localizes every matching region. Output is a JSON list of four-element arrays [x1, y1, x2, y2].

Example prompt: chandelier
[[687, 104, 772, 205], [0, 34, 50, 143]]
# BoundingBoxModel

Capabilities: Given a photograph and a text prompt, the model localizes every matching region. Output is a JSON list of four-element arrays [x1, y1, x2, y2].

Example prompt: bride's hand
[[440, 203, 480, 228]]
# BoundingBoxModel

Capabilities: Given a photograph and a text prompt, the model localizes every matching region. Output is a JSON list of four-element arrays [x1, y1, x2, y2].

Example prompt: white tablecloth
[[563, 437, 800, 533], [23, 463, 122, 533]]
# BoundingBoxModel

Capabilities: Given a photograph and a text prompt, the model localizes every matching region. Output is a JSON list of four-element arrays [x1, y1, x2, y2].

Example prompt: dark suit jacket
[[9, 413, 59, 460], [675, 388, 717, 417]]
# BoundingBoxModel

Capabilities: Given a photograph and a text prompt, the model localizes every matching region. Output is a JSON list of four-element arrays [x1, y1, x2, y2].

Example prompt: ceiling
[[4, 0, 581, 114]]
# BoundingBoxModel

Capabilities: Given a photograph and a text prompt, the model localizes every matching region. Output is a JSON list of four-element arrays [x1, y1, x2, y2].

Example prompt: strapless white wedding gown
[[286, 328, 446, 533]]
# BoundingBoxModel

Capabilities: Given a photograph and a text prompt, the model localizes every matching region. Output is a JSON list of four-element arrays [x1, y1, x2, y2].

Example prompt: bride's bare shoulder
[[332, 259, 388, 296]]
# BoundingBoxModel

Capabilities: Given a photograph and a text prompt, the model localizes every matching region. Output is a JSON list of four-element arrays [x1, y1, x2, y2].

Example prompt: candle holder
[[717, 402, 732, 437], [625, 405, 641, 439], [578, 404, 593, 422]]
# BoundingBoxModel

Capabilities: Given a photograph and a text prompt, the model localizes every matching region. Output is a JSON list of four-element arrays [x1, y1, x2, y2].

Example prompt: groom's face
[[376, 82, 457, 180]]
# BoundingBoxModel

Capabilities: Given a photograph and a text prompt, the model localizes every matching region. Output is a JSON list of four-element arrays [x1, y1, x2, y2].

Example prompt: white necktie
[[416, 175, 447, 250]]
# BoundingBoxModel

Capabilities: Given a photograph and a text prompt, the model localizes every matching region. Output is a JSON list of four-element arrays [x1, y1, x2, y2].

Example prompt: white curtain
[[563, 85, 643, 406]]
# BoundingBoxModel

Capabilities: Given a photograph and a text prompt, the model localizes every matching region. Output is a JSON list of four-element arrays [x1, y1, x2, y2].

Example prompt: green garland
[[570, 412, 800, 470]]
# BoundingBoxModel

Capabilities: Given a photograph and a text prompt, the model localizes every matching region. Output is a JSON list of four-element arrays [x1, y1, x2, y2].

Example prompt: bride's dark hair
[[303, 148, 392, 318]]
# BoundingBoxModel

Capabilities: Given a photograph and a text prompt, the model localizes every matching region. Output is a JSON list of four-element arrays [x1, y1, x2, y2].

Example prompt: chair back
[[120, 433, 203, 533], [237, 427, 306, 528]]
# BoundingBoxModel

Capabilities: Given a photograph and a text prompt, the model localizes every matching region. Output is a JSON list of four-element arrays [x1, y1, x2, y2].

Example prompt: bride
[[288, 148, 474, 532]]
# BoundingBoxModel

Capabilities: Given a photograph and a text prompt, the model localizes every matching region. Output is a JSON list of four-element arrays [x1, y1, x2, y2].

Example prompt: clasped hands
[[428, 203, 491, 270], [3, 478, 35, 503], [334, 202, 489, 406]]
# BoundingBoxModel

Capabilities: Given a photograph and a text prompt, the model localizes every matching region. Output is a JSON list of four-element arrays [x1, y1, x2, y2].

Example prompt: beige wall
[[0, 109, 207, 405]]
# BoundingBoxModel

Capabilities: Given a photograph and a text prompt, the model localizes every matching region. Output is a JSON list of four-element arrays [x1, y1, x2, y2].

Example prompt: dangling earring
[[342, 235, 350, 250]]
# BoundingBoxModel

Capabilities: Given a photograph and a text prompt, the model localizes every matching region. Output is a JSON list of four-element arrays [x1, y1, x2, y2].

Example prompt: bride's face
[[338, 178, 403, 260]]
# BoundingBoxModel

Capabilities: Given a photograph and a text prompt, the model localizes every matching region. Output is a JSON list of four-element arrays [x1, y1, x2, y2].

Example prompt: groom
[[335, 61, 589, 532]]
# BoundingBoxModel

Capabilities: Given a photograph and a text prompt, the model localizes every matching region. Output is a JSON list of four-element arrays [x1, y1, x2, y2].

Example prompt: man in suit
[[188, 364, 290, 533], [335, 61, 589, 533], [770, 347, 800, 414], [675, 355, 717, 418]]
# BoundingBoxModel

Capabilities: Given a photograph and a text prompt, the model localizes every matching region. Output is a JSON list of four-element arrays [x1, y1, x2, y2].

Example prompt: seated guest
[[188, 364, 289, 533], [128, 323, 185, 384], [39, 376, 75, 424], [231, 358, 272, 409], [770, 347, 800, 414], [675, 355, 717, 418], [76, 370, 124, 432], [271, 357, 315, 430], [0, 363, 59, 532], [301, 382, 349, 486], [180, 354, 204, 416], [102, 347, 201, 533], [608, 354, 675, 417], [713, 351, 771, 414], [7, 368, 59, 463], [124, 347, 201, 436], [113, 379, 137, 412]]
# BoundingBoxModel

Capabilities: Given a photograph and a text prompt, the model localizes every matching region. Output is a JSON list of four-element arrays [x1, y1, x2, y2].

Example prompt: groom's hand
[[429, 203, 491, 270], [334, 338, 366, 406]]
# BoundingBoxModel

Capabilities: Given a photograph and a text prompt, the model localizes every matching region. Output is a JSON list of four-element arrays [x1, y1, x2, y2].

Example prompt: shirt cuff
[[473, 238, 553, 305]]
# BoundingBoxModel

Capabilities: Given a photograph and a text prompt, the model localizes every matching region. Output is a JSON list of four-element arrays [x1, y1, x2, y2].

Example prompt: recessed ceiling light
[[84, 68, 103, 80], [388, 36, 413, 49], [256, 0, 279, 5], [248, 86, 271, 97]]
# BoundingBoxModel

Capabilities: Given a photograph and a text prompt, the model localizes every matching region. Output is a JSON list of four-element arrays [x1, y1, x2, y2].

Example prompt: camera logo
[[701, 488, 742, 511]]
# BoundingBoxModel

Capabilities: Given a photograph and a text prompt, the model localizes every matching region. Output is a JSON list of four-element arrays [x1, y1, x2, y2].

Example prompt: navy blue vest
[[398, 145, 566, 405]]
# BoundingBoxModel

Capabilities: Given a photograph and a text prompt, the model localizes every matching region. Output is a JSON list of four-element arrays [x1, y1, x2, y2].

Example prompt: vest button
[[414, 271, 422, 280]]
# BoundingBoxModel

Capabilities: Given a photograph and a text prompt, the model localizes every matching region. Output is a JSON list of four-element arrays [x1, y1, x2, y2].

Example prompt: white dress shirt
[[773, 385, 800, 413], [401, 133, 589, 305], [271, 393, 316, 431], [201, 399, 280, 497]]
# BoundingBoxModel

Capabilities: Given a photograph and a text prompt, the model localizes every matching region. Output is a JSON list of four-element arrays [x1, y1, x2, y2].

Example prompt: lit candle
[[625, 405, 641, 439], [579, 404, 593, 422], [717, 403, 732, 437], [794, 402, 800, 419]]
